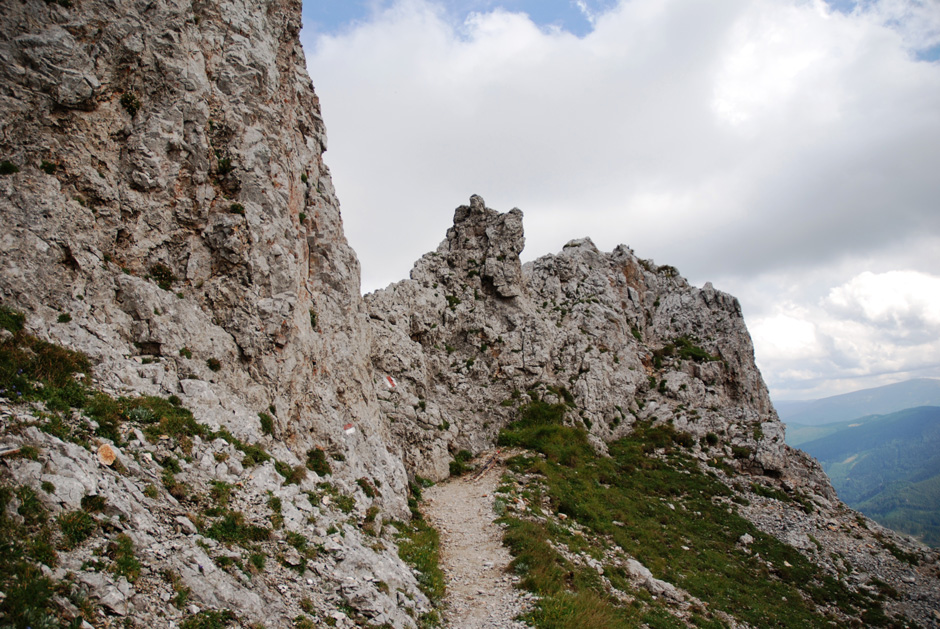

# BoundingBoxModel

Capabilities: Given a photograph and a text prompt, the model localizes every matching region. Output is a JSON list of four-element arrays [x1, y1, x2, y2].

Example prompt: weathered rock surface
[[0, 403, 428, 628], [367, 195, 785, 482], [0, 0, 406, 513], [1, 0, 410, 625]]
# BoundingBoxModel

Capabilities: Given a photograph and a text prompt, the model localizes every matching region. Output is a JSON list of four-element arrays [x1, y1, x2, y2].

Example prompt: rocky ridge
[[366, 197, 940, 625], [367, 195, 787, 483], [0, 0, 938, 627]]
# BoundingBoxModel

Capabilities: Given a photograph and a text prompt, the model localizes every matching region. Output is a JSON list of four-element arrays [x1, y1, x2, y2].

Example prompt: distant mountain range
[[795, 406, 940, 547], [776, 378, 940, 427]]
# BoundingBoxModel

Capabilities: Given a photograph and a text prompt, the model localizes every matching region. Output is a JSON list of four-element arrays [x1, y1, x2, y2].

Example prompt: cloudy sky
[[299, 0, 940, 402]]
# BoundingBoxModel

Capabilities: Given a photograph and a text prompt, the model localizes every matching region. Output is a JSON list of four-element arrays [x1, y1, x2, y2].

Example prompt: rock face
[[1, 1, 411, 624], [368, 196, 794, 485], [0, 0, 407, 516]]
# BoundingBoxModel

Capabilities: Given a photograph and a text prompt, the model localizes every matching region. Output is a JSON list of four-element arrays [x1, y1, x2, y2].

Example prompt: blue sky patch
[[302, 1, 868, 36], [302, 0, 618, 37]]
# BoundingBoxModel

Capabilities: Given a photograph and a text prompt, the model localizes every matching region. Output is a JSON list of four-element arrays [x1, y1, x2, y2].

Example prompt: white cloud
[[827, 270, 940, 329], [302, 0, 940, 400], [713, 1, 838, 127], [751, 308, 822, 361], [748, 269, 940, 399], [857, 0, 940, 52], [574, 1, 595, 24]]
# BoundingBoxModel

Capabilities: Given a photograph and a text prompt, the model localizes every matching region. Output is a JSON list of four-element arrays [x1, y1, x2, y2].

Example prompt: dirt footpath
[[422, 452, 533, 628]]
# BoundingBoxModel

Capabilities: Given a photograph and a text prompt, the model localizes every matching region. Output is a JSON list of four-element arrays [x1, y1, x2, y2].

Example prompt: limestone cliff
[[0, 0, 407, 512], [1, 0, 416, 626]]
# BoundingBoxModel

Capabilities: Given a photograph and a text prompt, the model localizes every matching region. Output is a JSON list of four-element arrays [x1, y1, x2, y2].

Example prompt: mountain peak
[[411, 196, 525, 298], [371, 199, 785, 479]]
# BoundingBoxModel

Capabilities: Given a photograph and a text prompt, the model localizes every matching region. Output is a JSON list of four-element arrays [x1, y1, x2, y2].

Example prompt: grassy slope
[[494, 397, 912, 628]]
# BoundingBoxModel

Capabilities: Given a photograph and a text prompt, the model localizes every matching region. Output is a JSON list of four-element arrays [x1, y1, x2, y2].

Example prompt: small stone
[[284, 547, 303, 566], [0, 445, 22, 458], [97, 444, 116, 466], [175, 516, 197, 535]]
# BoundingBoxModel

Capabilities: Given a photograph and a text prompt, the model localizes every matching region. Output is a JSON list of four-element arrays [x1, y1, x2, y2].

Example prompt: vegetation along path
[[423, 451, 533, 628]]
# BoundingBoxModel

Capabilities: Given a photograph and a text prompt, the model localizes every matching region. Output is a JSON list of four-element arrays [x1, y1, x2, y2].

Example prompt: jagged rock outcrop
[[368, 196, 790, 483]]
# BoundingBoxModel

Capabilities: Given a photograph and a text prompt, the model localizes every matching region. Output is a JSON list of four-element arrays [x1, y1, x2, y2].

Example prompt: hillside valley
[[1, 0, 940, 628], [796, 406, 940, 548]]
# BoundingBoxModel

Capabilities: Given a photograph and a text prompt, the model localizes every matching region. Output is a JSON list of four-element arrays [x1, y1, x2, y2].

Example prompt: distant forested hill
[[776, 378, 940, 427], [798, 406, 940, 546]]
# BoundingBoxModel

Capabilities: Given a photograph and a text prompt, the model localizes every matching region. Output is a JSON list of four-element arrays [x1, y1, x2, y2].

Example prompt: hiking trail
[[422, 451, 534, 628]]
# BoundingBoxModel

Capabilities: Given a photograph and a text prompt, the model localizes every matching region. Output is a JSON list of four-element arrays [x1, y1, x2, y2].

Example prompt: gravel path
[[423, 452, 533, 629]]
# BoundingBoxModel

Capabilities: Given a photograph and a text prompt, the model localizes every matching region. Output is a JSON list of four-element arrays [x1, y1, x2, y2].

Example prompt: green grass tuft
[[0, 305, 26, 333], [305, 448, 332, 476], [120, 92, 141, 116], [110, 533, 141, 582], [180, 609, 237, 629], [258, 412, 274, 436], [203, 510, 270, 545], [393, 517, 445, 608], [57, 510, 96, 549]]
